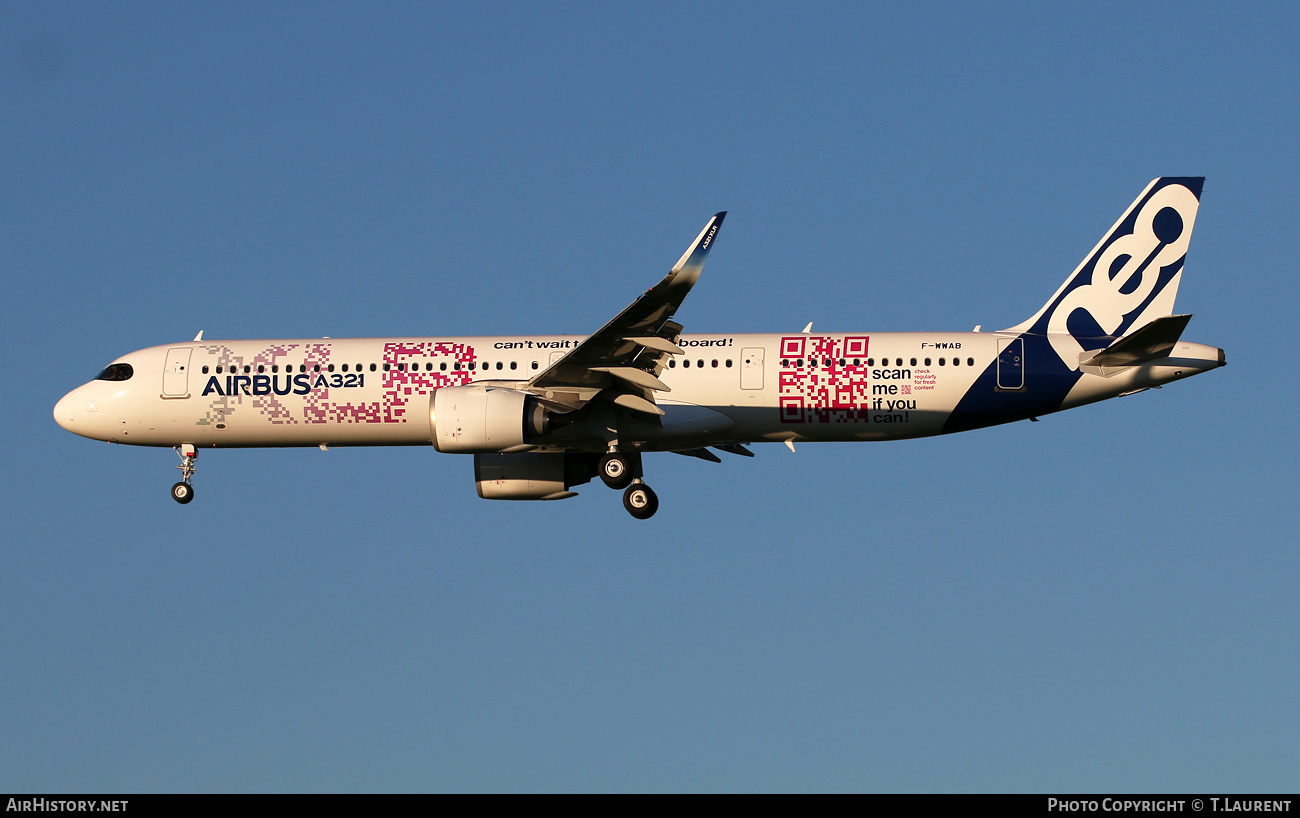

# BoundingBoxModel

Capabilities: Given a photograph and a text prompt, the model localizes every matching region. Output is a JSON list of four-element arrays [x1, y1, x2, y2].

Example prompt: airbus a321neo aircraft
[[55, 178, 1225, 519]]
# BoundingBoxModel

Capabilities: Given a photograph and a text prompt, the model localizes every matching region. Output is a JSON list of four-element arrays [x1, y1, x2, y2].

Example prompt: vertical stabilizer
[[1004, 177, 1204, 370]]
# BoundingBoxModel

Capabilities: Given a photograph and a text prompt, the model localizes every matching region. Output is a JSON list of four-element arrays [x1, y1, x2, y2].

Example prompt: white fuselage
[[53, 330, 1224, 452]]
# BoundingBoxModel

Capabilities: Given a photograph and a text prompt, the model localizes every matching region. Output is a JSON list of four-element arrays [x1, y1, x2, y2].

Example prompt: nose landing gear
[[171, 444, 197, 504]]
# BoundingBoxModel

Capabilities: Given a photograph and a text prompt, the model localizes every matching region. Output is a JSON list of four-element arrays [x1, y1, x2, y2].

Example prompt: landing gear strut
[[171, 444, 197, 505]]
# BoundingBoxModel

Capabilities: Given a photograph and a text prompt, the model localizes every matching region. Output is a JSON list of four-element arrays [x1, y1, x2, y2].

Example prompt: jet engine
[[474, 452, 597, 500], [429, 385, 550, 453]]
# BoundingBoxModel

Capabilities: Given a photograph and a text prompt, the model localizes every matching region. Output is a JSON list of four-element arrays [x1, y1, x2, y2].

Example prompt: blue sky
[[3, 1, 1297, 792]]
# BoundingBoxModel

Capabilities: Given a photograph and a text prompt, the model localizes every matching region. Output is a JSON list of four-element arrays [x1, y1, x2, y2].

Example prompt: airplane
[[54, 177, 1225, 519]]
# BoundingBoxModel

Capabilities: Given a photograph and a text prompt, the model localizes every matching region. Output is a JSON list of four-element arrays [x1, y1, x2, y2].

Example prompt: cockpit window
[[96, 363, 134, 382]]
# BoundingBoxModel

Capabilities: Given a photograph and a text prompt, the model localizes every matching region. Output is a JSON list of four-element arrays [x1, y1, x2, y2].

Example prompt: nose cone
[[55, 382, 123, 441], [53, 391, 79, 432]]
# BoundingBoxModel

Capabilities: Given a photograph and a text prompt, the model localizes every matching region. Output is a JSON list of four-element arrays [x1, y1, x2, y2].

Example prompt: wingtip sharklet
[[671, 211, 727, 275]]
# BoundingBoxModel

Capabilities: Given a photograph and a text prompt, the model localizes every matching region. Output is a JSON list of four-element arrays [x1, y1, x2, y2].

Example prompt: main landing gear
[[600, 451, 658, 519], [622, 481, 658, 520], [599, 452, 635, 490], [171, 444, 197, 505]]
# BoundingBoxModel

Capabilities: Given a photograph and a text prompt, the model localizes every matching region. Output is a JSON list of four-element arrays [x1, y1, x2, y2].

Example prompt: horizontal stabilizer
[[1079, 314, 1193, 368]]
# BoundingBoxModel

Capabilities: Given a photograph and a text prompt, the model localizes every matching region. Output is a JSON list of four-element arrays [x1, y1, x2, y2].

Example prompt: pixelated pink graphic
[[248, 343, 326, 424], [778, 335, 871, 423], [212, 341, 479, 427], [376, 341, 475, 423]]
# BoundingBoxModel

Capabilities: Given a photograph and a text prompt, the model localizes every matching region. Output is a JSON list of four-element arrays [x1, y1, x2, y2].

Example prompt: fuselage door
[[741, 347, 764, 390], [996, 337, 1024, 391], [162, 347, 193, 398]]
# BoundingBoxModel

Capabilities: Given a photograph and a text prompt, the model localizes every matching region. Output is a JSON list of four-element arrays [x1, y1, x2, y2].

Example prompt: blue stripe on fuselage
[[942, 334, 1082, 433]]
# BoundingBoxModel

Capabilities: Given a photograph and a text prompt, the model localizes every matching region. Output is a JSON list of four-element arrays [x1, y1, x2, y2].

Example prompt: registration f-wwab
[[55, 178, 1224, 518]]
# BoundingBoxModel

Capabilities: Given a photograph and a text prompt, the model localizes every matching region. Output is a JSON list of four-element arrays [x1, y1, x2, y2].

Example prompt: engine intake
[[429, 385, 549, 454]]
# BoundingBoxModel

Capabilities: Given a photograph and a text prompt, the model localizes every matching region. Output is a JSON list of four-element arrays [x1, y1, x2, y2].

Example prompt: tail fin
[[1004, 177, 1204, 369]]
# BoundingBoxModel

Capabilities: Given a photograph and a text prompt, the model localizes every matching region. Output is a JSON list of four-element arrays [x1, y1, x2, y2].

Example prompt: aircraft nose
[[53, 391, 79, 432]]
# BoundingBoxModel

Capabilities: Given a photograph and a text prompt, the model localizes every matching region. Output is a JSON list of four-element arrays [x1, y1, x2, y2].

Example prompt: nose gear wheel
[[172, 445, 198, 505]]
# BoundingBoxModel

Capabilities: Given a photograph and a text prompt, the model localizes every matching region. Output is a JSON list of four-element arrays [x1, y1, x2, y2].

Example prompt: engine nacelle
[[474, 452, 596, 500], [430, 385, 549, 453]]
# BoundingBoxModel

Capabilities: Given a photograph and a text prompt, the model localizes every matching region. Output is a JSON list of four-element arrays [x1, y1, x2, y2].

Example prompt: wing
[[523, 212, 726, 414]]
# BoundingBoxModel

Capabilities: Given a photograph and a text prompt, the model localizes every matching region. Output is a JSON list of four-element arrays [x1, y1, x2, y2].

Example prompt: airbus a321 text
[[55, 178, 1225, 519]]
